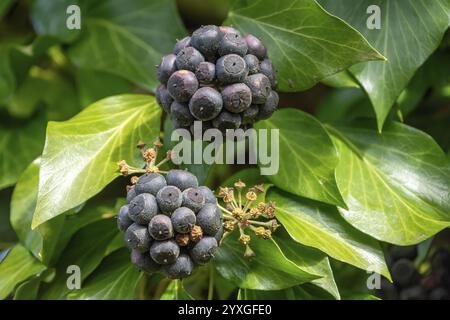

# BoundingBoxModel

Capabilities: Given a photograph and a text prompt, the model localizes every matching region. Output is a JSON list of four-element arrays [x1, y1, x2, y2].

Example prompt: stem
[[242, 200, 253, 214], [247, 219, 271, 227], [218, 203, 233, 216], [238, 189, 242, 208], [155, 157, 170, 168], [223, 213, 235, 220], [174, 279, 180, 300], [207, 264, 214, 300]]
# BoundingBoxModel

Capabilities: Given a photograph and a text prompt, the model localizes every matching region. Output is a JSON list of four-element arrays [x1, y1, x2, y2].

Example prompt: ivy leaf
[[68, 0, 187, 90], [31, 0, 81, 43], [238, 283, 334, 300], [32, 94, 161, 229], [328, 121, 450, 245], [255, 108, 345, 207], [11, 158, 120, 265], [320, 0, 450, 130], [0, 114, 46, 190], [268, 188, 390, 279], [225, 0, 384, 92], [39, 219, 119, 299], [67, 248, 141, 300], [214, 228, 323, 291], [0, 244, 46, 299], [160, 280, 194, 300], [75, 69, 133, 107]]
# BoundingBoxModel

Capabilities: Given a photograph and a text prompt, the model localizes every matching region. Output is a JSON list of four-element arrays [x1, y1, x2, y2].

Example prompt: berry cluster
[[117, 141, 223, 279], [156, 25, 278, 134], [378, 245, 450, 300], [216, 180, 280, 258]]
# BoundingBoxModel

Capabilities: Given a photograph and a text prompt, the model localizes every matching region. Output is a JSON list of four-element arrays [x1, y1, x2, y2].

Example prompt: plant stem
[[247, 219, 271, 227], [208, 264, 214, 300], [217, 203, 233, 215]]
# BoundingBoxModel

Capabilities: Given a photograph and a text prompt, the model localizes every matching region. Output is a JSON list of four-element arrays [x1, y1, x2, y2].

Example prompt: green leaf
[[0, 189, 17, 248], [8, 69, 81, 120], [328, 121, 450, 245], [315, 87, 373, 123], [75, 69, 133, 107], [0, 0, 14, 19], [67, 248, 141, 300], [13, 276, 41, 300], [268, 188, 390, 279], [0, 244, 46, 299], [31, 0, 81, 43], [214, 228, 322, 291], [32, 94, 161, 228], [11, 159, 119, 265], [225, 0, 384, 92], [238, 283, 334, 300], [160, 280, 194, 300], [10, 159, 42, 255], [320, 0, 450, 130], [322, 71, 360, 89], [255, 108, 344, 207], [68, 0, 187, 90], [0, 114, 46, 190], [272, 229, 340, 299], [39, 219, 119, 299]]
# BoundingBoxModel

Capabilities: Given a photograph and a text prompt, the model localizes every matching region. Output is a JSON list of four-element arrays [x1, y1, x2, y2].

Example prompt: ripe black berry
[[126, 186, 137, 203], [182, 187, 205, 213], [198, 186, 217, 204], [167, 70, 199, 102], [135, 173, 167, 196], [175, 47, 205, 72], [242, 104, 259, 125], [150, 240, 180, 265], [218, 33, 248, 57], [125, 223, 152, 252], [131, 249, 160, 274], [129, 193, 159, 225], [157, 54, 177, 84], [171, 207, 196, 233], [196, 203, 222, 236], [221, 83, 252, 113], [244, 34, 267, 59], [244, 54, 260, 75], [245, 73, 271, 104], [155, 84, 173, 114], [189, 87, 223, 121], [195, 61, 216, 84], [260, 59, 277, 89], [171, 101, 195, 127], [166, 169, 199, 191], [163, 253, 195, 279], [190, 236, 218, 265], [212, 110, 242, 133], [216, 54, 248, 84], [149, 214, 174, 240], [190, 25, 221, 56], [156, 185, 183, 214], [117, 205, 133, 232], [257, 90, 279, 120], [173, 36, 191, 55], [156, 25, 278, 133]]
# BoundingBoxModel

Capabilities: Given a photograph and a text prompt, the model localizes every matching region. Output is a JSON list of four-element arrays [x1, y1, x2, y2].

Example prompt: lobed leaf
[[267, 188, 390, 279], [225, 0, 384, 92], [32, 94, 161, 228], [255, 108, 345, 207], [320, 0, 450, 130], [328, 121, 450, 245]]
